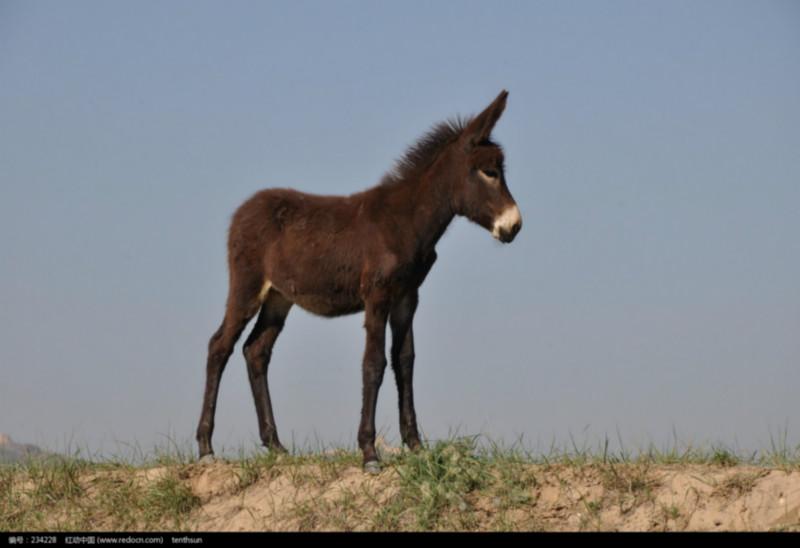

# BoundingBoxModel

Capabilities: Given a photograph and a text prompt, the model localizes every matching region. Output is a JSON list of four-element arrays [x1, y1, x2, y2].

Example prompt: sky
[[1, 0, 799, 458]]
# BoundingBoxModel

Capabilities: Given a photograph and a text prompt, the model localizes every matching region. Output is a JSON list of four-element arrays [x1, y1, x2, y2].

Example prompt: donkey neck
[[381, 154, 459, 258]]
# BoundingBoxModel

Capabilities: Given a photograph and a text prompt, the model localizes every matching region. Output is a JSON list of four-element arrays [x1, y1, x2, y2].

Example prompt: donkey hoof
[[198, 454, 217, 465], [363, 460, 382, 475], [270, 444, 289, 454]]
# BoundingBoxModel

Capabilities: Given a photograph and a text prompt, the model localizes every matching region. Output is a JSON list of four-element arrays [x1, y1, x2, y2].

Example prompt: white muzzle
[[491, 205, 522, 241]]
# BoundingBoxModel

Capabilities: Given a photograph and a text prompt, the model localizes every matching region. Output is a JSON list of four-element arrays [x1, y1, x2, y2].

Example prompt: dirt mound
[[179, 461, 799, 531], [4, 455, 799, 531]]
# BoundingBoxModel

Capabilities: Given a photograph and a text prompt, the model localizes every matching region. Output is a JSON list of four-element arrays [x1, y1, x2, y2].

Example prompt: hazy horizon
[[1, 1, 798, 458]]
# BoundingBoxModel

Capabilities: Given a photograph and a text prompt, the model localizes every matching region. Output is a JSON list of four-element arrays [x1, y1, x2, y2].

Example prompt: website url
[[96, 538, 163, 545]]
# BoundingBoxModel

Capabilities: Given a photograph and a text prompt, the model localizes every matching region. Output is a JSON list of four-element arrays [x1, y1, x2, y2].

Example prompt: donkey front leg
[[357, 298, 390, 473], [390, 292, 422, 450]]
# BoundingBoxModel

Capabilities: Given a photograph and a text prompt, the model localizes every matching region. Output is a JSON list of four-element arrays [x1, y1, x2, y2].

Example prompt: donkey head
[[452, 90, 522, 243]]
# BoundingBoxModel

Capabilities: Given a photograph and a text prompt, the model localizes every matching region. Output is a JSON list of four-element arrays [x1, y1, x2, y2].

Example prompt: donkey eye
[[481, 169, 499, 179]]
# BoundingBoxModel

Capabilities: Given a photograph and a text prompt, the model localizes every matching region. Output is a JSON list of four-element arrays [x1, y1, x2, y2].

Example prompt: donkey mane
[[380, 116, 473, 187]]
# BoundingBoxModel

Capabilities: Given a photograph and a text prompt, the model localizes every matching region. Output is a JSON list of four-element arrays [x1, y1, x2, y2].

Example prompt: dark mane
[[380, 116, 472, 186]]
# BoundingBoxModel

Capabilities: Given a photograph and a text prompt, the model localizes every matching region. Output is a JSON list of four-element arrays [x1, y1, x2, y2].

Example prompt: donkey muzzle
[[492, 205, 522, 243]]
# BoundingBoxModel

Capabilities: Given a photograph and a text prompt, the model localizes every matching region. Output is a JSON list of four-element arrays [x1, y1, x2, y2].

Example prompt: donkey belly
[[290, 292, 365, 318], [267, 264, 365, 318]]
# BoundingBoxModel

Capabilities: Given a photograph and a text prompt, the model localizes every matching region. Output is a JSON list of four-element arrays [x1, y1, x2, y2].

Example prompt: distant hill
[[0, 433, 46, 464]]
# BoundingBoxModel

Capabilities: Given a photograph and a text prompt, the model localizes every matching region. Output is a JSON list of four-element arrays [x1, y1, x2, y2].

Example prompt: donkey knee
[[364, 356, 387, 387], [392, 348, 415, 369], [207, 329, 223, 354], [243, 342, 271, 373], [207, 333, 235, 370]]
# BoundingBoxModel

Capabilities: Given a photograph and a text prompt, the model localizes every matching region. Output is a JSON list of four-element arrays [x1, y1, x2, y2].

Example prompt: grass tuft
[[142, 472, 200, 526], [394, 437, 490, 529]]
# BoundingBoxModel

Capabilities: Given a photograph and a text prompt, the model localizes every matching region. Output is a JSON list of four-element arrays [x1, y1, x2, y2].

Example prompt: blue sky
[[1, 0, 799, 457]]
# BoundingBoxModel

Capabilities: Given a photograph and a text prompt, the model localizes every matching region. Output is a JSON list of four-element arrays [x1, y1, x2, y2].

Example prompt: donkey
[[197, 90, 522, 472]]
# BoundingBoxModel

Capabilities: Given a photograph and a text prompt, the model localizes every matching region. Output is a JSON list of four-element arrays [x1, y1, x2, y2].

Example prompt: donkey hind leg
[[243, 289, 293, 453], [390, 292, 422, 451], [196, 280, 264, 459]]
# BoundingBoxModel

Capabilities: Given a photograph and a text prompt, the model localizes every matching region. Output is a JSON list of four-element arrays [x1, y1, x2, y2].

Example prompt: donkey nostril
[[511, 220, 521, 236]]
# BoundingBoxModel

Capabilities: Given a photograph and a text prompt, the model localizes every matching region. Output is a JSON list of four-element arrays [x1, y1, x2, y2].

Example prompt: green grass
[[142, 472, 200, 526], [392, 437, 490, 529]]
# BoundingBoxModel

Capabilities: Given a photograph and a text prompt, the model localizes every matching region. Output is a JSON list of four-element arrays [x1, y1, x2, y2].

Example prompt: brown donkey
[[197, 90, 522, 472]]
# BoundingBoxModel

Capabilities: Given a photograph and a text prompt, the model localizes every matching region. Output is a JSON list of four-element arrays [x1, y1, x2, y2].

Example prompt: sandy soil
[[176, 461, 800, 531]]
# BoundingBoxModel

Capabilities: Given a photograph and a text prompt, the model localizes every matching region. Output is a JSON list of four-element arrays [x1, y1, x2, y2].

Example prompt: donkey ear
[[463, 90, 508, 146]]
